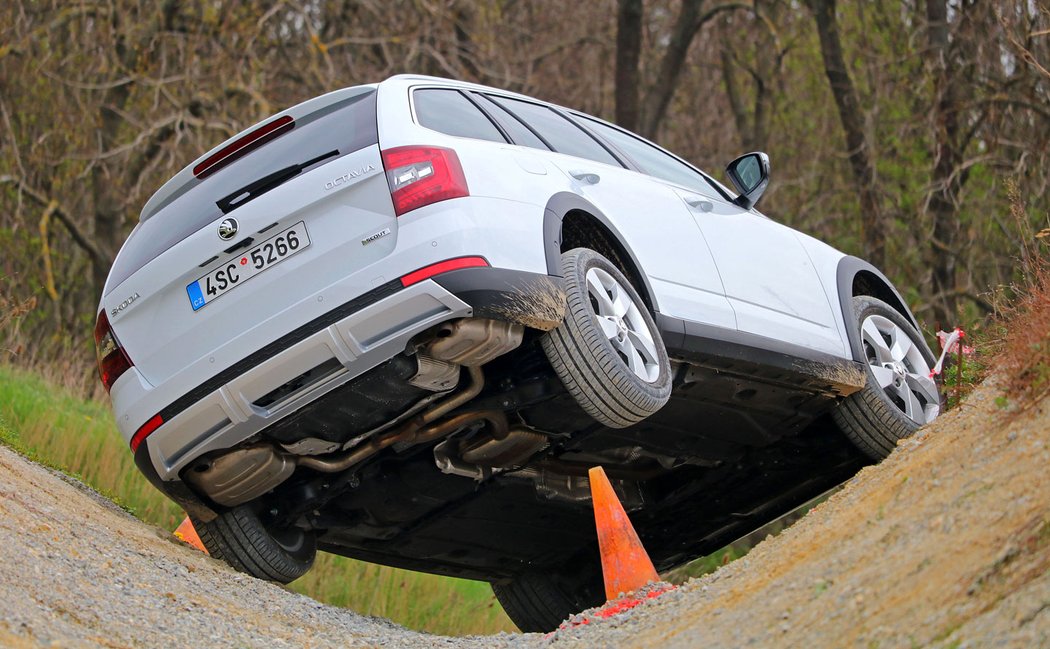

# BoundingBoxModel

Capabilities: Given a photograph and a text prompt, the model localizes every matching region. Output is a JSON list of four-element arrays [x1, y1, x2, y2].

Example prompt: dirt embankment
[[2, 379, 1048, 648], [553, 380, 1050, 648]]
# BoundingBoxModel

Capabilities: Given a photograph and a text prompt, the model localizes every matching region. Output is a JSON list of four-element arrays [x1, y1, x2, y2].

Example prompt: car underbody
[[160, 298, 870, 584]]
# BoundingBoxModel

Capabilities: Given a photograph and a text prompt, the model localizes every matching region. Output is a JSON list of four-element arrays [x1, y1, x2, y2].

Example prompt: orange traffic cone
[[173, 515, 209, 554], [589, 466, 660, 600]]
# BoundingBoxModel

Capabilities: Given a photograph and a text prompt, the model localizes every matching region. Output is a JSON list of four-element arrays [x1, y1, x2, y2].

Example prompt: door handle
[[685, 197, 714, 212], [569, 170, 600, 185]]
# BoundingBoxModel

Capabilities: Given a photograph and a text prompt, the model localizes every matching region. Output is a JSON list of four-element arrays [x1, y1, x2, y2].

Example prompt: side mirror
[[725, 152, 770, 210]]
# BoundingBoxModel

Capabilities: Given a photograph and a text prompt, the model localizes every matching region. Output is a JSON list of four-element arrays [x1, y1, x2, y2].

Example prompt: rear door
[[481, 94, 734, 330]]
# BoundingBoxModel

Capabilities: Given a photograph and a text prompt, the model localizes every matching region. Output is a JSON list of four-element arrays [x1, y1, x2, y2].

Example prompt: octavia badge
[[217, 218, 238, 240]]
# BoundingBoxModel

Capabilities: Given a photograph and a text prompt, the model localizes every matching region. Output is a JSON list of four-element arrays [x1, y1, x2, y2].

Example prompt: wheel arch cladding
[[543, 192, 657, 314], [836, 256, 928, 363]]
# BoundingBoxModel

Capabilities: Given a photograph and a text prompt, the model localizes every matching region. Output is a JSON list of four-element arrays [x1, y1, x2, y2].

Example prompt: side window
[[579, 116, 721, 196], [472, 94, 550, 151], [414, 89, 506, 144], [488, 95, 622, 167]]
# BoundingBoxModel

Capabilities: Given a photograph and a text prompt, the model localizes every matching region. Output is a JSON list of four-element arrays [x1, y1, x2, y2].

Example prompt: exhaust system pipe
[[294, 366, 499, 473]]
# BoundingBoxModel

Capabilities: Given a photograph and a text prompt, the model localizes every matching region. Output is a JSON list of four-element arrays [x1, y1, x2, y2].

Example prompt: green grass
[[0, 364, 515, 635]]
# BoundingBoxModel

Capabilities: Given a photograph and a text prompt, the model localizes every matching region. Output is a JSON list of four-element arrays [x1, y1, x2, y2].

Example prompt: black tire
[[542, 248, 672, 428], [190, 505, 316, 583], [492, 565, 605, 632], [833, 296, 941, 460]]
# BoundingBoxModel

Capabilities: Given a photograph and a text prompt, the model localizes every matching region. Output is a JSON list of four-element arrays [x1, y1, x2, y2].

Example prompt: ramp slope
[[551, 381, 1050, 648], [2, 379, 1047, 647]]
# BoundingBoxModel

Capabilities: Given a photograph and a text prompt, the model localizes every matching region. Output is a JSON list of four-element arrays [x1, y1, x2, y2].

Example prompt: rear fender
[[542, 192, 658, 314]]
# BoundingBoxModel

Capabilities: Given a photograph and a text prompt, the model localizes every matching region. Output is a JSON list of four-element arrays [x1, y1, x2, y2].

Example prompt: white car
[[96, 74, 940, 631]]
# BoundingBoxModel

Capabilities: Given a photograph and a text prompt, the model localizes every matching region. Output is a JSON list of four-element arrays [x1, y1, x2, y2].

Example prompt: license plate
[[186, 222, 310, 311]]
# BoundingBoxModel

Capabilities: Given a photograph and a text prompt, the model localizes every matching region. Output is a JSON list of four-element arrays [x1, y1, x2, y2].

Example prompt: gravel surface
[[2, 379, 1047, 648], [0, 446, 542, 649]]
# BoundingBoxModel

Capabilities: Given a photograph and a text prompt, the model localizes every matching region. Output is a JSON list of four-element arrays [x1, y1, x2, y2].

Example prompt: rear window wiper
[[217, 149, 340, 214]]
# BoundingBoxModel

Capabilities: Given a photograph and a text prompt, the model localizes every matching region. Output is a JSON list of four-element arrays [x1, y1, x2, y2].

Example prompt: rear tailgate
[[103, 88, 398, 387]]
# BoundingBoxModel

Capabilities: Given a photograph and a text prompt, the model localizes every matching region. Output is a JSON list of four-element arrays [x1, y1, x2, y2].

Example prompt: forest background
[[2, 0, 1048, 386]]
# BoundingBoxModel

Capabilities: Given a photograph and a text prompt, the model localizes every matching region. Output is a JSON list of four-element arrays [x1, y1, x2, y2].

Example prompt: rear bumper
[[123, 265, 564, 485]]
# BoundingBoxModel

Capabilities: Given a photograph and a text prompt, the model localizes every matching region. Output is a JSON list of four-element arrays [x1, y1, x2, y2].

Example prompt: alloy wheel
[[859, 314, 940, 425], [584, 267, 661, 383]]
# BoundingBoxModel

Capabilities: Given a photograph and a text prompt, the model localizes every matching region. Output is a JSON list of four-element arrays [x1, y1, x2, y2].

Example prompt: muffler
[[184, 444, 295, 507]]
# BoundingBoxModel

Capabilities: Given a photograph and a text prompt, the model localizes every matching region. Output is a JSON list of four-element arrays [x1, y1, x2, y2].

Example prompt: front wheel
[[541, 248, 672, 429], [833, 295, 941, 459], [191, 504, 316, 583]]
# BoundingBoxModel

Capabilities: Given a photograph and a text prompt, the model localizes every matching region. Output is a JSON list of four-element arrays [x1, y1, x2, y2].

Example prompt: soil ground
[[1, 378, 1047, 648], [552, 379, 1050, 648]]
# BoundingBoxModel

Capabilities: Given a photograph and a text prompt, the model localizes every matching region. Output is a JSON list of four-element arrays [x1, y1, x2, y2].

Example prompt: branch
[[39, 201, 60, 301], [64, 113, 182, 162], [639, 2, 753, 137], [0, 175, 107, 270], [0, 5, 104, 61], [973, 95, 1050, 122]]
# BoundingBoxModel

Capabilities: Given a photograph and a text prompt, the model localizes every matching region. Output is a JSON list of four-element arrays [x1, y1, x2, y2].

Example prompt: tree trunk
[[925, 0, 964, 324], [720, 44, 750, 147], [90, 31, 133, 295], [453, 1, 481, 82], [615, 0, 644, 130], [808, 0, 885, 268], [719, 0, 781, 153], [637, 0, 702, 139]]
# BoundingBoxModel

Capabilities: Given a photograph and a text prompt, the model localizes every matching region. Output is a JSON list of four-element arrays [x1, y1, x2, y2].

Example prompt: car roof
[[379, 74, 568, 110]]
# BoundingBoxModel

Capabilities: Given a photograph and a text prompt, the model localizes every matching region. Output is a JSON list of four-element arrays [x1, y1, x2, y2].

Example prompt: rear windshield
[[108, 89, 378, 291]]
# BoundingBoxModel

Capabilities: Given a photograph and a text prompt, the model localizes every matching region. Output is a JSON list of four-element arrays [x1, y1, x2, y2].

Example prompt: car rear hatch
[[103, 86, 397, 388]]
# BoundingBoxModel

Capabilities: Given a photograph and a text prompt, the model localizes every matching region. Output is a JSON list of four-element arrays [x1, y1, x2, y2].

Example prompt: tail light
[[94, 311, 133, 393], [381, 145, 469, 216]]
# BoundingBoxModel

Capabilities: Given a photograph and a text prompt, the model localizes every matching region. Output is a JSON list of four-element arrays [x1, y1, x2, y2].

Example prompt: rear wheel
[[492, 563, 604, 632], [191, 504, 316, 583], [833, 296, 940, 459], [542, 248, 672, 428]]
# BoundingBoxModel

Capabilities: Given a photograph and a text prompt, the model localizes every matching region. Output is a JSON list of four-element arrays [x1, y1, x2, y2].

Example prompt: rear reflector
[[193, 115, 295, 179], [381, 145, 469, 216], [400, 256, 489, 287], [130, 414, 164, 453], [94, 311, 133, 393]]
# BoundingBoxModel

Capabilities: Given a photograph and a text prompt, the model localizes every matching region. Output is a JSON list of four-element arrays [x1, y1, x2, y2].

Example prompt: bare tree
[[719, 0, 789, 152], [1, 0, 1048, 371], [924, 0, 967, 324], [615, 0, 751, 138], [807, 0, 885, 269]]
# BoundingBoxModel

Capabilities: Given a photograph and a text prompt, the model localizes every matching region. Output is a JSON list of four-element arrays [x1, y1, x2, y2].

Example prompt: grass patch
[[0, 364, 515, 635]]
